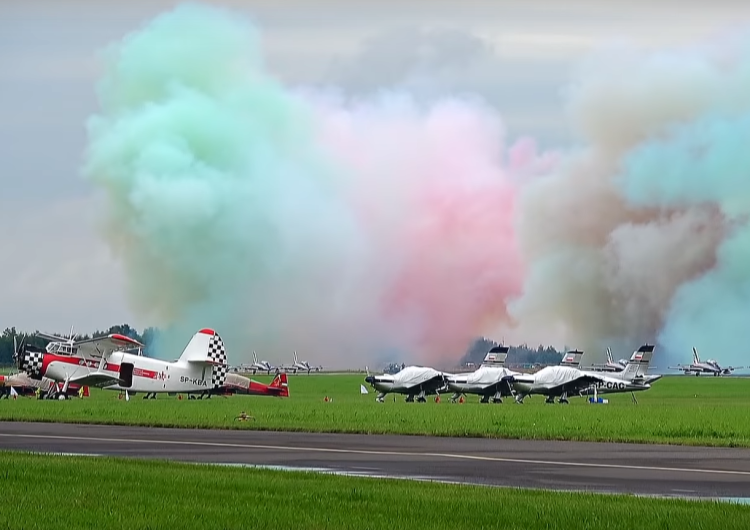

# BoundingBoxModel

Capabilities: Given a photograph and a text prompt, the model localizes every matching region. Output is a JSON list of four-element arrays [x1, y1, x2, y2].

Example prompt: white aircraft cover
[[393, 366, 442, 387], [533, 365, 601, 388], [465, 366, 516, 386]]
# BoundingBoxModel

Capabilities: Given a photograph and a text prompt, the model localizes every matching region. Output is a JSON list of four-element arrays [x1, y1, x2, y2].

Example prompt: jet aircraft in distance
[[669, 347, 744, 376], [284, 351, 320, 374], [248, 351, 276, 374], [364, 366, 447, 402], [587, 347, 630, 372]]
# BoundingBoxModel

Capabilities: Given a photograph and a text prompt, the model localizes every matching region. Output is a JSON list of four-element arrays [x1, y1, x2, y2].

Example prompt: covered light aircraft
[[508, 345, 657, 404], [364, 366, 447, 402], [446, 346, 520, 403], [17, 328, 228, 400], [579, 344, 661, 390], [668, 347, 744, 376]]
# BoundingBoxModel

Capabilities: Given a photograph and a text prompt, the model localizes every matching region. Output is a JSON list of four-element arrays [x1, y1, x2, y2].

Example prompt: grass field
[[2, 374, 750, 447], [1, 451, 747, 530]]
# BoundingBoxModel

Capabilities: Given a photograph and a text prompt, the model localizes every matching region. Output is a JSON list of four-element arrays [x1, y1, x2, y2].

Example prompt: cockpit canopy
[[45, 342, 78, 355]]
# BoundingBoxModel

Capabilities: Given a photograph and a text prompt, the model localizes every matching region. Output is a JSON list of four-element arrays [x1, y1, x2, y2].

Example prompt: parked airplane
[[364, 366, 447, 402], [508, 349, 654, 405], [247, 351, 276, 374], [285, 351, 319, 374], [668, 347, 744, 376], [0, 372, 89, 399], [17, 328, 228, 400], [579, 344, 661, 393], [446, 346, 519, 403], [218, 372, 289, 397], [587, 347, 629, 372]]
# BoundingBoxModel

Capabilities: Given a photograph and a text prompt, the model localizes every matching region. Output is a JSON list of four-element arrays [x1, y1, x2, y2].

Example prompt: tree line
[[0, 324, 564, 368], [460, 337, 564, 367], [0, 324, 160, 366]]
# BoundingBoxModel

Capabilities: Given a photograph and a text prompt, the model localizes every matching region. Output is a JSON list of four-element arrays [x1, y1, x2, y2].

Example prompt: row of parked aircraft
[[364, 342, 747, 404], [232, 352, 322, 375], [4, 328, 289, 400], [365, 344, 662, 404]]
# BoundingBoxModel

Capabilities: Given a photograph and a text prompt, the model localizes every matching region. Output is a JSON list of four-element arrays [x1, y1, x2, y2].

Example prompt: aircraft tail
[[620, 344, 655, 380], [178, 328, 228, 389], [560, 350, 584, 368], [270, 372, 289, 397], [482, 345, 509, 366]]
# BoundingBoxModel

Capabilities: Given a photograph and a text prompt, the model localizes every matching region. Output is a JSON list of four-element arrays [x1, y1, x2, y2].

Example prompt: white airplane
[[587, 347, 629, 372], [668, 347, 744, 376], [579, 344, 662, 389], [247, 351, 276, 375], [508, 346, 656, 405], [17, 327, 228, 400], [446, 346, 520, 403], [364, 366, 447, 402], [285, 351, 319, 374]]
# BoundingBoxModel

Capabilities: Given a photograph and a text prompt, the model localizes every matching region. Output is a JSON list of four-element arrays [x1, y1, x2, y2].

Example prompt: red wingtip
[[110, 333, 145, 347], [199, 328, 216, 336]]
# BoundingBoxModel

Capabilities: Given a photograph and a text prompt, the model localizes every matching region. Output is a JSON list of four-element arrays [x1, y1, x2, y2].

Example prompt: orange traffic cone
[[458, 396, 465, 404], [324, 396, 329, 402], [435, 395, 441, 403]]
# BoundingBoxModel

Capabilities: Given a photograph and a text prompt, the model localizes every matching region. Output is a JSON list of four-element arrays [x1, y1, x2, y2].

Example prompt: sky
[[2, 0, 750, 345]]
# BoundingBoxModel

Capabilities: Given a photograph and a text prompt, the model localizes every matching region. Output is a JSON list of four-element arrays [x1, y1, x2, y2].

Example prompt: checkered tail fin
[[179, 328, 228, 389]]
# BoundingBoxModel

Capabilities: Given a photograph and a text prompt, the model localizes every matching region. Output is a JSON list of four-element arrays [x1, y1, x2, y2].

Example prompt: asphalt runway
[[2, 422, 750, 499]]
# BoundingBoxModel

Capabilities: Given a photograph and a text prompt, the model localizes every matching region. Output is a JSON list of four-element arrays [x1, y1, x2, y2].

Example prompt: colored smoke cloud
[[82, 3, 554, 366], [509, 37, 750, 365], [84, 2, 750, 368]]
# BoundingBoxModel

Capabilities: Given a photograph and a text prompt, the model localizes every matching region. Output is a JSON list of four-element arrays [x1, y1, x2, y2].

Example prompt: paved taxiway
[[2, 422, 749, 498]]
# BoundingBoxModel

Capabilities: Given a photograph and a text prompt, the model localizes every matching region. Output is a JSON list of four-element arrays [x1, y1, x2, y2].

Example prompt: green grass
[[0, 451, 746, 530], [2, 374, 750, 447]]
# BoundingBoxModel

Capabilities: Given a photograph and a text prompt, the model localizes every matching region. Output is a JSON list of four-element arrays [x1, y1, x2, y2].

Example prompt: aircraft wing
[[67, 371, 121, 387], [74, 334, 145, 357], [532, 368, 605, 395]]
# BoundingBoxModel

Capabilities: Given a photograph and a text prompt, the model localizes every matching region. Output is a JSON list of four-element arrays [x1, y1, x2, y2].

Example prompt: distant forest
[[459, 336, 564, 367], [0, 325, 564, 368], [0, 324, 157, 366]]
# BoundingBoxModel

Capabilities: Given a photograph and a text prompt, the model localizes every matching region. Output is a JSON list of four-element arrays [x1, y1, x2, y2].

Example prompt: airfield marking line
[[1, 432, 750, 477]]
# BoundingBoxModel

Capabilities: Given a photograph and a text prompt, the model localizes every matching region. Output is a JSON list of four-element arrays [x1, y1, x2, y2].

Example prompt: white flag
[[360, 384, 368, 394], [10, 387, 18, 399]]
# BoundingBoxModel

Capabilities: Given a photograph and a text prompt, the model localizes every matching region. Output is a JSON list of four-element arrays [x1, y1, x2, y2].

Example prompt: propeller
[[13, 334, 27, 369]]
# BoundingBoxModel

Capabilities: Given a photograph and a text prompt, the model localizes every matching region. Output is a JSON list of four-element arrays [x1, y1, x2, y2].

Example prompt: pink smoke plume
[[309, 94, 559, 364]]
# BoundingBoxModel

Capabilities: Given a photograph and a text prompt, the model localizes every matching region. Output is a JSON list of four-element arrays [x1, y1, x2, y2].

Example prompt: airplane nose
[[364, 376, 374, 385]]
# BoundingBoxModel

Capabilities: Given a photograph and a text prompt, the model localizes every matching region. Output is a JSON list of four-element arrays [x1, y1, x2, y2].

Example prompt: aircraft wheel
[[57, 394, 67, 401]]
